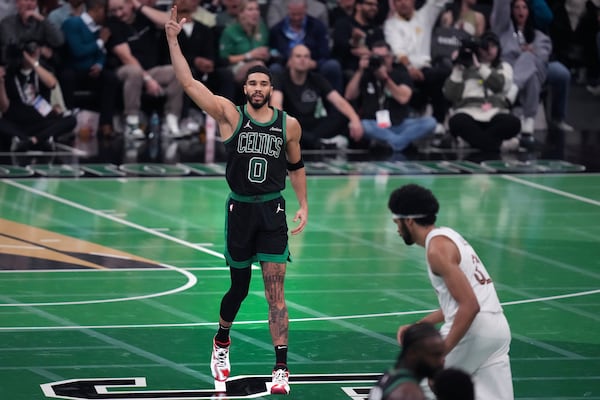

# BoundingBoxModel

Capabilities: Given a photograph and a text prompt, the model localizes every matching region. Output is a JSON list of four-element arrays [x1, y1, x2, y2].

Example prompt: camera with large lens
[[455, 37, 479, 68], [368, 54, 383, 70]]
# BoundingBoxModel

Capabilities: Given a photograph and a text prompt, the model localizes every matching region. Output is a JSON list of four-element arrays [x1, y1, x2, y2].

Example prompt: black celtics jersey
[[224, 105, 287, 196], [368, 368, 418, 400]]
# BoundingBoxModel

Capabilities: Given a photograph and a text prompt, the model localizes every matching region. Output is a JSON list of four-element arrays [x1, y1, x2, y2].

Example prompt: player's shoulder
[[284, 113, 301, 141], [284, 113, 301, 129]]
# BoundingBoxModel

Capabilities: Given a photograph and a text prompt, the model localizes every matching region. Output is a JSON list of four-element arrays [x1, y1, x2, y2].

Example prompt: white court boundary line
[[1, 288, 598, 331], [501, 174, 600, 207]]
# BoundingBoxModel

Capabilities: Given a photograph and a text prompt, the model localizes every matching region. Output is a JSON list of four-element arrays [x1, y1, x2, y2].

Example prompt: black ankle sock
[[274, 345, 288, 367], [274, 363, 288, 371], [215, 324, 230, 344]]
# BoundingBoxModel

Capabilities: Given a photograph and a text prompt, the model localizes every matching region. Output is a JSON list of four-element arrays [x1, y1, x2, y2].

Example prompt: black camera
[[5, 40, 39, 69], [455, 37, 479, 68], [368, 55, 383, 70], [22, 41, 39, 55]]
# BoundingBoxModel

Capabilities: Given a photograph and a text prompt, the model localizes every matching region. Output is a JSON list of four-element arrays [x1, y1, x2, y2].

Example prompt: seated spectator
[[270, 44, 362, 150], [61, 0, 120, 139], [432, 368, 475, 400], [269, 0, 344, 92], [332, 0, 385, 79], [266, 0, 328, 29], [0, 41, 76, 152], [384, 0, 452, 134], [106, 0, 184, 138], [548, 0, 593, 82], [443, 31, 522, 153], [0, 0, 65, 67], [218, 0, 270, 86], [491, 0, 574, 135], [438, 0, 486, 37], [345, 41, 436, 153]]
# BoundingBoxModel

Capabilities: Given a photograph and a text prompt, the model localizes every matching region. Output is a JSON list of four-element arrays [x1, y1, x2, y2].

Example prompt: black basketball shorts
[[224, 194, 290, 268]]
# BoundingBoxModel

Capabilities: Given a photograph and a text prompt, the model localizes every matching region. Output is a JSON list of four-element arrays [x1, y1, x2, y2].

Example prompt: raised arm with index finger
[[165, 5, 240, 141]]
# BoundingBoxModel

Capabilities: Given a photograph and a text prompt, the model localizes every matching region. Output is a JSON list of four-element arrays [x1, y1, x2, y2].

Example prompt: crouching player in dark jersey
[[369, 322, 445, 400], [166, 6, 308, 395]]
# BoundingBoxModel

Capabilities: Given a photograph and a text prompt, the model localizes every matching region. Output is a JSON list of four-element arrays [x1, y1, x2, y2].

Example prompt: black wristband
[[287, 158, 304, 171]]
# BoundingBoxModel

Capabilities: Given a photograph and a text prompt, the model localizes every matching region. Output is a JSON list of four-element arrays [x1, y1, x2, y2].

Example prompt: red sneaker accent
[[270, 368, 290, 394]]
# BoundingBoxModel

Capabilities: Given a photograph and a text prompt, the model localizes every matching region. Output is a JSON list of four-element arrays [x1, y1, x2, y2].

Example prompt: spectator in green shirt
[[219, 0, 270, 85]]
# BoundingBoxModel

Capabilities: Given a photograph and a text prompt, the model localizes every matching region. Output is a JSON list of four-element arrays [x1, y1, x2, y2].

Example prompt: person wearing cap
[[388, 183, 514, 400]]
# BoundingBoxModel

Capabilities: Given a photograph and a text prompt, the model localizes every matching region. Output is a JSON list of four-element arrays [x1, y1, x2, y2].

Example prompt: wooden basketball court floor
[[1, 173, 599, 399]]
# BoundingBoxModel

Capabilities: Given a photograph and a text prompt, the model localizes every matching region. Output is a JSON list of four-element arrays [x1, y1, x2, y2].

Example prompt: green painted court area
[[1, 174, 599, 399]]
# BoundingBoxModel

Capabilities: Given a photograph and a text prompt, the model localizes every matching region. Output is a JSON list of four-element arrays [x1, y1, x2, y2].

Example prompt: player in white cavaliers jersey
[[388, 184, 513, 400]]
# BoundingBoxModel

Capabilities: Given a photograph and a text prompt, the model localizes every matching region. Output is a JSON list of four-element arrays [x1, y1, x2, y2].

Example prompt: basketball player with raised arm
[[166, 6, 308, 395], [388, 184, 513, 400]]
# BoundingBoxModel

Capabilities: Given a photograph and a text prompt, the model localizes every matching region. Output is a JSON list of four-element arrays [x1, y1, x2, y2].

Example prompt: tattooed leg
[[261, 261, 288, 346]]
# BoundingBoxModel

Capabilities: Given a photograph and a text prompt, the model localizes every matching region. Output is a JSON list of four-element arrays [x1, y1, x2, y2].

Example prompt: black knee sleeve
[[220, 267, 251, 322]]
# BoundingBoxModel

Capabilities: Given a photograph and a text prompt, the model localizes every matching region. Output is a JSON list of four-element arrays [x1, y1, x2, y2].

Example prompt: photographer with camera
[[345, 40, 436, 154], [443, 31, 522, 153], [0, 39, 76, 154]]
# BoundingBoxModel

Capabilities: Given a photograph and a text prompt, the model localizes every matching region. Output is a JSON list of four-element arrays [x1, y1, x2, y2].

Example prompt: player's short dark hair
[[433, 368, 475, 400], [388, 184, 439, 225], [399, 322, 441, 359], [245, 65, 273, 85]]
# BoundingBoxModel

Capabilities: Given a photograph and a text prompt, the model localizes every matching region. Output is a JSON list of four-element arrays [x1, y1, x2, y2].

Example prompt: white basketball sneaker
[[270, 367, 290, 395], [210, 339, 231, 382]]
